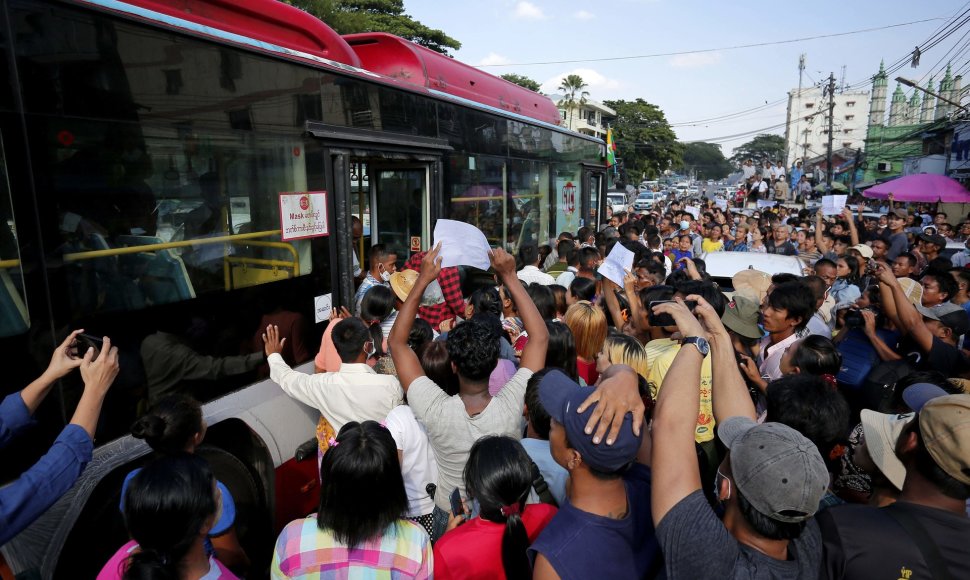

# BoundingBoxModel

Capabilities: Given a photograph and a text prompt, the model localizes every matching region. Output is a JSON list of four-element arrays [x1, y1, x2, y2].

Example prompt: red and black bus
[[0, 0, 606, 575]]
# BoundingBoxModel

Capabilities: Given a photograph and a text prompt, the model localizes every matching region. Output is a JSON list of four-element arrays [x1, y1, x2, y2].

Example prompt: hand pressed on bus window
[[262, 324, 287, 357]]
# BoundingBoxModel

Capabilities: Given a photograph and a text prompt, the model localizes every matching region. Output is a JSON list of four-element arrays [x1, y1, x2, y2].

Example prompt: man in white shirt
[[517, 244, 556, 286], [757, 281, 816, 381], [263, 318, 403, 433]]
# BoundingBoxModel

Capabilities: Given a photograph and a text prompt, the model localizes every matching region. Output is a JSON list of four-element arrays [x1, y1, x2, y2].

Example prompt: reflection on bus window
[[51, 127, 314, 316], [446, 155, 507, 246], [507, 160, 549, 253], [0, 133, 28, 338]]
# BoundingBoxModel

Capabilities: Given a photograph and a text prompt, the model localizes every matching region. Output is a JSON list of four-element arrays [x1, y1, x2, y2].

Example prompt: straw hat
[[389, 270, 418, 302]]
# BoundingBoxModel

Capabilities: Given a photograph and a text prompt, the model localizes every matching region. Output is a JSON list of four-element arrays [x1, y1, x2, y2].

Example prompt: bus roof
[[85, 0, 566, 129]]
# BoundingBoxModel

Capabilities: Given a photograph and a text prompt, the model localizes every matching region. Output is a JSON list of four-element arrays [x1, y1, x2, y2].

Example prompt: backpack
[[860, 358, 916, 414]]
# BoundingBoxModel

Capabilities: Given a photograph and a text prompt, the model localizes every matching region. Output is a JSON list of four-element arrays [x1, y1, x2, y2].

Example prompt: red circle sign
[[299, 195, 310, 210]]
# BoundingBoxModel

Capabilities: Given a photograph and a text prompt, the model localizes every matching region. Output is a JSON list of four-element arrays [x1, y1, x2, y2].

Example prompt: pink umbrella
[[864, 174, 970, 203]]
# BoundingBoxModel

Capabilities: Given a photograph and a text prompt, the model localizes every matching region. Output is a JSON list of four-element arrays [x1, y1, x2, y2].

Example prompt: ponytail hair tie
[[499, 503, 521, 517], [820, 374, 837, 389]]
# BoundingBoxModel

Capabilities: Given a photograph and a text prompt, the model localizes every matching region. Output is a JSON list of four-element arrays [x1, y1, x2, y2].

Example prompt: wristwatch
[[682, 336, 710, 356]]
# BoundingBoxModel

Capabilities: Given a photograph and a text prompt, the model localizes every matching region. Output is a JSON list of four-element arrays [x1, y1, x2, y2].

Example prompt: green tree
[[728, 134, 786, 167], [558, 74, 589, 130], [603, 98, 683, 183], [285, 0, 460, 55], [500, 73, 542, 92], [678, 142, 733, 180]]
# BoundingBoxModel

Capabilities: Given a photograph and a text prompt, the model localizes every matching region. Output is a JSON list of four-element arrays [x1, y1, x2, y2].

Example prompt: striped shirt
[[271, 516, 431, 579]]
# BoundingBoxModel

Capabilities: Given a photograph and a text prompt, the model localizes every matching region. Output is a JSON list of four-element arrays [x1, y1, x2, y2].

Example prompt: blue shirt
[[0, 393, 93, 545], [790, 167, 803, 188], [529, 463, 662, 579], [520, 438, 568, 506]]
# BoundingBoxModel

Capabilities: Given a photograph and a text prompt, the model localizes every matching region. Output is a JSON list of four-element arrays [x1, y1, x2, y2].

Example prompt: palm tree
[[558, 74, 589, 130]]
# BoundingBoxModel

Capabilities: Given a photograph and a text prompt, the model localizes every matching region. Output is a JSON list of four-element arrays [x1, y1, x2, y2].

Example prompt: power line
[[477, 18, 946, 67]]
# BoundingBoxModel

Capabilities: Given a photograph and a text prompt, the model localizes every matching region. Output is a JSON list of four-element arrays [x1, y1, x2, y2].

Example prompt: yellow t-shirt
[[650, 344, 715, 443], [701, 238, 724, 253]]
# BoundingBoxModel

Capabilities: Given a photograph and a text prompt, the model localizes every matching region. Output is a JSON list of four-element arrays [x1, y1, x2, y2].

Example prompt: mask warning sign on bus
[[279, 191, 329, 240]]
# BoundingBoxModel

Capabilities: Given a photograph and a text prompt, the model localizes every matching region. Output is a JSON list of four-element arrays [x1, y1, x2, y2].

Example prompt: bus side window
[[0, 134, 28, 338]]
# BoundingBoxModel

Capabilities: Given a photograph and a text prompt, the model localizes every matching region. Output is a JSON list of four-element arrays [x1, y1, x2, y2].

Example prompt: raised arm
[[650, 299, 705, 525], [689, 295, 757, 421], [494, 249, 548, 372], [815, 212, 831, 254], [601, 278, 625, 332], [20, 330, 85, 415], [875, 263, 933, 351], [843, 207, 860, 247], [389, 244, 442, 390], [71, 337, 120, 439]]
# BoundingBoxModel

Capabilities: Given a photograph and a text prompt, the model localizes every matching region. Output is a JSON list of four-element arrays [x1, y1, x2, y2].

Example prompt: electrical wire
[[476, 18, 947, 67]]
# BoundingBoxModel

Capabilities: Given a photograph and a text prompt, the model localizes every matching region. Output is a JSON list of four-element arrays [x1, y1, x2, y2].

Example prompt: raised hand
[[651, 298, 705, 338], [262, 324, 287, 356], [47, 329, 85, 380], [489, 247, 516, 280], [419, 242, 443, 283], [79, 336, 119, 397]]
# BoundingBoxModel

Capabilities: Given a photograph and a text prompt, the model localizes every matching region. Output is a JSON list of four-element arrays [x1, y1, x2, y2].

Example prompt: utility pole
[[790, 54, 806, 169], [825, 72, 836, 187]]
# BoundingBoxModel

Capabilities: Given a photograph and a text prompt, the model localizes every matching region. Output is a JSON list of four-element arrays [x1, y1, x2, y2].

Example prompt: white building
[[783, 86, 870, 168], [549, 95, 615, 140]]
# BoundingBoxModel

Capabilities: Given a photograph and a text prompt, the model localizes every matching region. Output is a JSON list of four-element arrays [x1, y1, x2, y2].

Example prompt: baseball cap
[[914, 302, 970, 338], [903, 383, 949, 412], [721, 295, 763, 340], [860, 410, 914, 491], [848, 244, 874, 259], [919, 394, 970, 485], [717, 417, 829, 523], [538, 370, 642, 473], [918, 232, 947, 248]]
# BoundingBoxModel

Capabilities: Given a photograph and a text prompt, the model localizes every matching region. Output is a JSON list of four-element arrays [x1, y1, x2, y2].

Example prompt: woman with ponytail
[[98, 454, 237, 579], [434, 436, 556, 580], [122, 395, 248, 574]]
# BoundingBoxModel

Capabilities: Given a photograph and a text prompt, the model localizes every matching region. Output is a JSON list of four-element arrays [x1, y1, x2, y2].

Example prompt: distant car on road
[[607, 192, 627, 214], [699, 252, 805, 289], [633, 191, 665, 211]]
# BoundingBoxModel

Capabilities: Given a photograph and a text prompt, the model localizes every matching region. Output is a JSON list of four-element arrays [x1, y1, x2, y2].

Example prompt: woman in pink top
[[98, 454, 237, 579]]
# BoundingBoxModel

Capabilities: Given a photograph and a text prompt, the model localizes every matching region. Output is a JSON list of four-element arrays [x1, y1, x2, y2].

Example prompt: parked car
[[633, 191, 665, 211]]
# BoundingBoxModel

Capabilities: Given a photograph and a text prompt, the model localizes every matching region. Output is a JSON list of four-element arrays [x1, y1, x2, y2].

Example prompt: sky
[[403, 0, 969, 157]]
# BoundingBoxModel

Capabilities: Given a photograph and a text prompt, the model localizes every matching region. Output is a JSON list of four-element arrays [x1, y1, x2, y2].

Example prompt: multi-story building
[[549, 95, 615, 140], [863, 62, 963, 183], [783, 85, 870, 169]]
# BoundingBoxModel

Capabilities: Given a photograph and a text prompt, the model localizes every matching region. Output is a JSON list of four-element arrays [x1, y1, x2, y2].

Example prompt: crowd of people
[[5, 189, 970, 578]]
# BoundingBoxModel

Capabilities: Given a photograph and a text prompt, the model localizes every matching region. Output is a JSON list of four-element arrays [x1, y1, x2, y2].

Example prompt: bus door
[[307, 120, 451, 308], [368, 164, 430, 267], [582, 166, 607, 228]]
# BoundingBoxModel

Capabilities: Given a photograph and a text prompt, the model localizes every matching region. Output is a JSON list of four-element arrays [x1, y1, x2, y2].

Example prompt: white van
[[607, 192, 627, 214]]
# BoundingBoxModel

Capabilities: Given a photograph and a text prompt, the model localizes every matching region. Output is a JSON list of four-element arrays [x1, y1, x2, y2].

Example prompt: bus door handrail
[[61, 230, 284, 262], [0, 259, 20, 269]]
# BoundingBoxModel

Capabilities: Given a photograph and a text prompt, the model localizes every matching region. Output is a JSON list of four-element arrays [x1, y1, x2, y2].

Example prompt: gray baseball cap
[[718, 417, 829, 523]]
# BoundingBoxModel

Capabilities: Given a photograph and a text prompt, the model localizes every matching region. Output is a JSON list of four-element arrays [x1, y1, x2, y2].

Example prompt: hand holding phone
[[75, 333, 104, 361], [449, 488, 464, 518]]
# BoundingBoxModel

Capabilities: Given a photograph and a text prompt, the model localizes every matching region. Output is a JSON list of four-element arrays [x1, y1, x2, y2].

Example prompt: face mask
[[713, 468, 731, 504], [757, 323, 770, 338], [364, 341, 377, 358], [380, 266, 392, 282]]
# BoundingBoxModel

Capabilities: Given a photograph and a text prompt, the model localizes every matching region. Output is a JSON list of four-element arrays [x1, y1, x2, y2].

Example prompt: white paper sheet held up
[[433, 219, 492, 270], [684, 205, 701, 220], [821, 195, 847, 216], [598, 243, 635, 287], [715, 199, 728, 210], [756, 199, 777, 209]]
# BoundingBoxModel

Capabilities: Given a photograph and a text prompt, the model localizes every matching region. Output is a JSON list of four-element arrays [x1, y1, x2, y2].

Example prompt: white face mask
[[380, 268, 391, 282], [364, 340, 377, 358]]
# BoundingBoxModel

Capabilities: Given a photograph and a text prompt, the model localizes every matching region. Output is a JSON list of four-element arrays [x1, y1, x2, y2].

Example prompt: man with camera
[[874, 263, 970, 376]]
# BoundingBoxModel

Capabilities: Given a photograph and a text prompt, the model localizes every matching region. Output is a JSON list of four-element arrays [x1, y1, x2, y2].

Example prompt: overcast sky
[[404, 0, 968, 157]]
